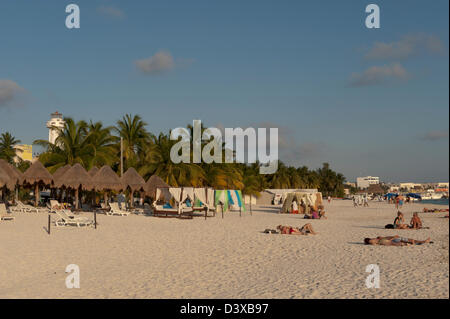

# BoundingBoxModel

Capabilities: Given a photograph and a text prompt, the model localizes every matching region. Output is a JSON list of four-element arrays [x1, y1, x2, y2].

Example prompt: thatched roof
[[56, 163, 92, 190], [88, 166, 99, 177], [121, 167, 145, 192], [366, 184, 384, 194], [0, 159, 22, 185], [91, 165, 123, 191], [0, 166, 14, 190], [22, 160, 53, 186], [52, 164, 71, 186], [144, 174, 169, 198]]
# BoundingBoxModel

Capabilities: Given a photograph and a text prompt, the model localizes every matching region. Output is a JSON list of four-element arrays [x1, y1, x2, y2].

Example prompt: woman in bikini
[[393, 212, 409, 229], [364, 235, 431, 246], [277, 223, 317, 235]]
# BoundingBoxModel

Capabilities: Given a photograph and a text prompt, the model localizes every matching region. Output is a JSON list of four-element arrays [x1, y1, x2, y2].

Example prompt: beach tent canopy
[[91, 165, 123, 191], [0, 159, 22, 187], [121, 167, 145, 192], [144, 175, 169, 198], [406, 193, 422, 199], [22, 160, 53, 186], [384, 193, 398, 199], [88, 166, 99, 178], [51, 164, 71, 186], [215, 190, 245, 212], [56, 163, 93, 190], [0, 166, 14, 190], [280, 191, 323, 214]]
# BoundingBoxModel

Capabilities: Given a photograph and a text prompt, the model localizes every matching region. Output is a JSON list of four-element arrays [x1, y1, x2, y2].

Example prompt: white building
[[356, 176, 380, 189], [399, 183, 422, 190], [46, 111, 65, 144]]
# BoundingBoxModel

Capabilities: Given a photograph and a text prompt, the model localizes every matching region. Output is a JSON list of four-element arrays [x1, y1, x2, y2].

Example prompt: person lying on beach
[[276, 223, 317, 235], [423, 208, 449, 213], [364, 235, 432, 246]]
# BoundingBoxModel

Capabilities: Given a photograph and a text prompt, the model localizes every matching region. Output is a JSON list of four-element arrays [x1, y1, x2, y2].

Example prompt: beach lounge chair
[[49, 200, 71, 213], [152, 203, 180, 218], [54, 211, 93, 227], [0, 203, 15, 221], [106, 202, 130, 216], [12, 200, 47, 213]]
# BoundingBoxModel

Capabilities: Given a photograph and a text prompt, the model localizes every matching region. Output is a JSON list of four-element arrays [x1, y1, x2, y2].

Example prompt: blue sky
[[0, 0, 448, 182]]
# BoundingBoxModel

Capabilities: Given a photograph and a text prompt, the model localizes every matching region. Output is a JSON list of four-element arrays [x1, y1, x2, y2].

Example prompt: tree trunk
[[35, 183, 39, 207], [75, 187, 79, 209]]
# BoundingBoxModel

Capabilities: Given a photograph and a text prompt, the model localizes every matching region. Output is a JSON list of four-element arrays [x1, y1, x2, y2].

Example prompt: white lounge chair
[[0, 203, 15, 221], [106, 202, 130, 216], [54, 211, 93, 228], [11, 200, 47, 213]]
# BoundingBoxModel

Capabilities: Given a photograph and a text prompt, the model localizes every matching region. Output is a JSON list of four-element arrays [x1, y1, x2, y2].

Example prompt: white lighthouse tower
[[46, 111, 65, 144]]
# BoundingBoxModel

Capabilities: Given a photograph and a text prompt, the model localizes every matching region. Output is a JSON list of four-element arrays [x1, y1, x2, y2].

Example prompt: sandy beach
[[0, 200, 448, 299]]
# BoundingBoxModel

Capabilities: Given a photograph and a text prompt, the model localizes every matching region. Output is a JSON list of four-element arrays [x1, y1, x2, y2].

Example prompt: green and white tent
[[215, 190, 246, 212]]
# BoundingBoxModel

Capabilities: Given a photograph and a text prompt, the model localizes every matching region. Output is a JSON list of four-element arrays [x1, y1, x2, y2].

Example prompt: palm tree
[[139, 133, 206, 187], [85, 121, 117, 169], [34, 118, 93, 172], [114, 114, 151, 169], [0, 132, 21, 164]]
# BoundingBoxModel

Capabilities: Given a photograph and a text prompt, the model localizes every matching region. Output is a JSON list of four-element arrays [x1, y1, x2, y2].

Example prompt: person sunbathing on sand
[[364, 235, 432, 246], [423, 207, 449, 213], [276, 223, 317, 235]]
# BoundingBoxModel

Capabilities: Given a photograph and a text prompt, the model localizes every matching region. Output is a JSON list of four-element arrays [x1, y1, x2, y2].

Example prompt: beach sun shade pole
[[120, 137, 124, 177], [221, 203, 224, 219], [94, 210, 97, 229], [35, 183, 39, 207], [48, 213, 51, 235]]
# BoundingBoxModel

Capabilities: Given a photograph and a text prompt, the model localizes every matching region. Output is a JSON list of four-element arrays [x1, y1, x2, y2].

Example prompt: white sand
[[0, 200, 448, 299]]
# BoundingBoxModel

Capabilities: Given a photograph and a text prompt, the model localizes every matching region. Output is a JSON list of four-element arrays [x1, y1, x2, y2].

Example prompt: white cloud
[[97, 5, 125, 19], [0, 80, 25, 107], [422, 130, 449, 141], [365, 33, 445, 61], [135, 51, 176, 75], [349, 63, 409, 87]]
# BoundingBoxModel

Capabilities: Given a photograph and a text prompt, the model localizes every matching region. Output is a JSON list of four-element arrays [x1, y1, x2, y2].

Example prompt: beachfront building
[[46, 111, 65, 144], [399, 183, 423, 191], [356, 176, 379, 189], [13, 144, 33, 163]]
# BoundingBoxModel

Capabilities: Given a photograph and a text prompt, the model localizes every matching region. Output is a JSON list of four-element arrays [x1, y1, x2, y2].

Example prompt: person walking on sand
[[363, 196, 369, 207], [327, 196, 331, 204]]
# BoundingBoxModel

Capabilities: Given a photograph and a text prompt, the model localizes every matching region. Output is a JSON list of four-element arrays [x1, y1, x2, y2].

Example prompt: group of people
[[263, 223, 317, 235], [387, 211, 425, 230], [289, 200, 326, 219], [353, 195, 369, 207]]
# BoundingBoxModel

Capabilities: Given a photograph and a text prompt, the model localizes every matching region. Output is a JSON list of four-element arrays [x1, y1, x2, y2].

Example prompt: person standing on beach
[[363, 196, 369, 207], [327, 196, 331, 204]]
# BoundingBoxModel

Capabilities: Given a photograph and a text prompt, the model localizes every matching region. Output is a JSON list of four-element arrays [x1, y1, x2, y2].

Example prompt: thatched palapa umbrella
[[88, 166, 99, 177], [121, 167, 145, 208], [51, 164, 71, 202], [0, 166, 14, 199], [57, 163, 92, 209], [22, 160, 53, 207], [91, 165, 122, 204], [0, 159, 23, 202], [144, 174, 169, 200]]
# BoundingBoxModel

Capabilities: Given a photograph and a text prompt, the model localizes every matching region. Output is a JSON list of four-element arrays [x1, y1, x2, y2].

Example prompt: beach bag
[[385, 224, 394, 229]]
